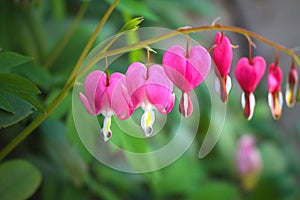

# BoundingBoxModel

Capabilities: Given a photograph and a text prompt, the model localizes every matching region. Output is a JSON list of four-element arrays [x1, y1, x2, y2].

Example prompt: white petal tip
[[226, 75, 232, 93]]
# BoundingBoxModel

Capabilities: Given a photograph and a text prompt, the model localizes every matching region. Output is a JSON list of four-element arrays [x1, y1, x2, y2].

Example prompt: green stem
[[43, 1, 89, 69], [0, 0, 120, 161]]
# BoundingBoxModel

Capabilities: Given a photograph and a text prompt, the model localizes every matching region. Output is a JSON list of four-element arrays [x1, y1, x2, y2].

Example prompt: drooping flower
[[285, 66, 298, 107], [80, 70, 133, 141], [236, 135, 262, 191], [126, 62, 175, 137], [162, 45, 211, 117], [212, 32, 233, 102], [235, 56, 266, 120], [268, 63, 283, 119]]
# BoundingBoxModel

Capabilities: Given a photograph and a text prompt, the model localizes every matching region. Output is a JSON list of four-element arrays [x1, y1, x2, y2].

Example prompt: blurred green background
[[0, 0, 300, 199]]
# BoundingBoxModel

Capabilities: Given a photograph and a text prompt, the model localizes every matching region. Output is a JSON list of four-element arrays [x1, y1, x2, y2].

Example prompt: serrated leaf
[[0, 92, 14, 113], [0, 93, 33, 128], [0, 73, 41, 110], [0, 159, 42, 200], [0, 51, 32, 71]]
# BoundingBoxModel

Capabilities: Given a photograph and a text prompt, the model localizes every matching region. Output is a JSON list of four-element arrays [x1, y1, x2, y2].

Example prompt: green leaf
[[0, 92, 14, 113], [0, 92, 33, 128], [10, 62, 51, 90], [0, 51, 32, 72], [120, 16, 144, 32], [0, 73, 41, 110], [0, 159, 42, 200]]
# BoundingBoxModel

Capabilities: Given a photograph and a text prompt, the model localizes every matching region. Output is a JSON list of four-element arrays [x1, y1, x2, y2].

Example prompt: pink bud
[[212, 32, 233, 77], [268, 64, 283, 119], [212, 32, 233, 102], [268, 63, 282, 93], [285, 67, 298, 107]]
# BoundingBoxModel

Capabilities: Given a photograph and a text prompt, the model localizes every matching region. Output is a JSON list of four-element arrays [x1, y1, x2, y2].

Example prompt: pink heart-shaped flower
[[235, 56, 266, 92], [162, 45, 211, 92]]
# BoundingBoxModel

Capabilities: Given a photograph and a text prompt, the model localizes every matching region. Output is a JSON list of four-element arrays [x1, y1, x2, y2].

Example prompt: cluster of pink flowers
[[80, 32, 299, 141]]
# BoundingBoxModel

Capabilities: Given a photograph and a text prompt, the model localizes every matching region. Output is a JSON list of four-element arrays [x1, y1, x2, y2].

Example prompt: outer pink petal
[[253, 56, 266, 86], [79, 92, 96, 115], [162, 45, 191, 91], [187, 45, 211, 88], [162, 45, 211, 92], [126, 62, 147, 108], [212, 32, 233, 76], [145, 65, 174, 114], [81, 70, 106, 114], [268, 63, 282, 93], [109, 73, 134, 119]]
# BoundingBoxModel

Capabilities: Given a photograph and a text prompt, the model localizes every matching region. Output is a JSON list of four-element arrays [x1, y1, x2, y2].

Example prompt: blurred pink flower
[[80, 70, 133, 141], [126, 62, 175, 136], [234, 56, 266, 120], [268, 63, 283, 119], [236, 135, 262, 190], [162, 45, 211, 117], [212, 32, 233, 102], [236, 135, 262, 174]]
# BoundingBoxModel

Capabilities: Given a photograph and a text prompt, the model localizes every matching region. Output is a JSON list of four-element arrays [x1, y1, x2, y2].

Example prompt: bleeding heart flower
[[80, 70, 133, 141], [285, 67, 298, 107], [235, 56, 266, 120], [126, 62, 175, 137], [268, 63, 283, 119], [162, 45, 211, 117], [236, 135, 262, 191], [212, 32, 233, 102]]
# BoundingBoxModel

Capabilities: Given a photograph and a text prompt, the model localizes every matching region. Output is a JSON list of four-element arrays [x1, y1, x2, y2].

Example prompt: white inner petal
[[183, 92, 189, 117], [226, 75, 232, 94], [249, 93, 255, 120], [101, 117, 112, 142], [241, 92, 246, 109], [278, 91, 283, 108], [141, 109, 155, 137], [268, 92, 273, 111]]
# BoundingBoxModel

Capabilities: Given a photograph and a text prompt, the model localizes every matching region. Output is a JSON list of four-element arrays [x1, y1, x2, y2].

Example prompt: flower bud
[[285, 67, 298, 107], [268, 63, 283, 119]]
